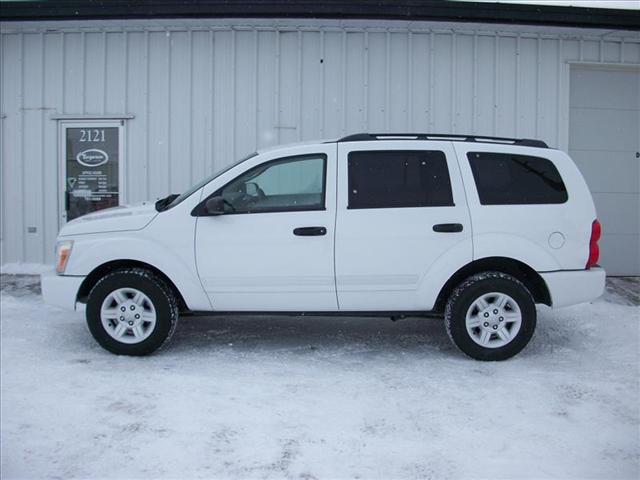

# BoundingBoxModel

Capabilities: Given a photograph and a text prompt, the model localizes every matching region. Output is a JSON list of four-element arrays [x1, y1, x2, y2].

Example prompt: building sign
[[64, 125, 120, 221]]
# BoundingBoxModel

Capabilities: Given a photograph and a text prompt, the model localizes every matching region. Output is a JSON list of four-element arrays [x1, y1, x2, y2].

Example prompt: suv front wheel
[[445, 272, 536, 361], [86, 268, 179, 356]]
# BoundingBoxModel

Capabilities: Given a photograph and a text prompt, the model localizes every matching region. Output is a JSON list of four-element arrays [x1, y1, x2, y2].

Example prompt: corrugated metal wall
[[1, 19, 640, 264]]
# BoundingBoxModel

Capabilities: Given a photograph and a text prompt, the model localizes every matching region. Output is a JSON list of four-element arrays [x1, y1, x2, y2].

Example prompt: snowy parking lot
[[1, 275, 638, 479]]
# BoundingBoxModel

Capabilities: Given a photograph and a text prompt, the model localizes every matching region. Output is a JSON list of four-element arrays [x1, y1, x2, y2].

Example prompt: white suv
[[42, 133, 605, 360]]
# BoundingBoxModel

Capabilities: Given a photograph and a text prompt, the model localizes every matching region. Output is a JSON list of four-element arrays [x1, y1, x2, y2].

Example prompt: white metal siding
[[1, 19, 640, 264]]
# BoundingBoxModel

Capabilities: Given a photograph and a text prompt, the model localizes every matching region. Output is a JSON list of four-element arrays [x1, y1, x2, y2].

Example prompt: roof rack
[[337, 133, 548, 148]]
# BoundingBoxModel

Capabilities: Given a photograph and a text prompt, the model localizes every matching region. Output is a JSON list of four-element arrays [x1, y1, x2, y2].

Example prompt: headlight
[[55, 241, 73, 274]]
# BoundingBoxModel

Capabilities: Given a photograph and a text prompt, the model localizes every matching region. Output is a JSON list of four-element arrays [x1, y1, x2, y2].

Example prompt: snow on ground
[[0, 263, 53, 275], [1, 276, 638, 480]]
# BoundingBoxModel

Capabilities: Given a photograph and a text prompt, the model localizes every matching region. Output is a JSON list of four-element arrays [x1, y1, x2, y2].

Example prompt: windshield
[[160, 152, 258, 211]]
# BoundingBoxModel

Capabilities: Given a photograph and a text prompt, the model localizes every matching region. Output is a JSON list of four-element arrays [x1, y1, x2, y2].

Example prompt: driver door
[[194, 145, 338, 311]]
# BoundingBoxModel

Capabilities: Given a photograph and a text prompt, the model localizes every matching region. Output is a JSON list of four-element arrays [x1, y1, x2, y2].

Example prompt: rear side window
[[348, 150, 454, 209], [467, 152, 568, 205]]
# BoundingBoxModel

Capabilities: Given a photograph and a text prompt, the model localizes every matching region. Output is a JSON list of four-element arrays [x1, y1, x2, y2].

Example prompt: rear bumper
[[41, 270, 85, 310], [541, 267, 606, 308]]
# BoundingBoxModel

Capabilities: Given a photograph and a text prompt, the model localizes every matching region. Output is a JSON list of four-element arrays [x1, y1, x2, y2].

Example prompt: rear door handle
[[433, 223, 463, 233], [293, 226, 327, 236]]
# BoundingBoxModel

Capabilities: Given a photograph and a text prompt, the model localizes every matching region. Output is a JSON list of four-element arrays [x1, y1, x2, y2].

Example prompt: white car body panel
[[453, 143, 597, 271], [335, 140, 473, 311], [541, 267, 606, 308], [43, 137, 605, 316], [194, 143, 338, 311], [61, 195, 212, 311], [41, 270, 85, 310], [59, 202, 158, 237]]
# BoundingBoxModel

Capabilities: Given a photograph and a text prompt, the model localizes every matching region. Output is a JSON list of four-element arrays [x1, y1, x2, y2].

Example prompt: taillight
[[586, 219, 601, 269]]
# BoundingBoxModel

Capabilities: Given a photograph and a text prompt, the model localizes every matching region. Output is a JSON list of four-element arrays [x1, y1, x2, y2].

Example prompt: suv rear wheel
[[86, 268, 179, 356], [445, 272, 536, 361]]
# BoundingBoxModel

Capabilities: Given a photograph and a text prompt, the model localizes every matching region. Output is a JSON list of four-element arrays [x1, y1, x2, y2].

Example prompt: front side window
[[467, 152, 568, 205], [216, 154, 326, 214], [348, 150, 454, 209]]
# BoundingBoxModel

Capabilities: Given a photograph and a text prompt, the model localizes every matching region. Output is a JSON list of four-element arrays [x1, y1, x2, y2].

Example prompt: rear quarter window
[[467, 152, 568, 205]]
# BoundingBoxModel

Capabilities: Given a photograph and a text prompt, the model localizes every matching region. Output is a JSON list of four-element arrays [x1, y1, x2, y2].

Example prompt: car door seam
[[451, 142, 476, 260], [333, 142, 341, 310]]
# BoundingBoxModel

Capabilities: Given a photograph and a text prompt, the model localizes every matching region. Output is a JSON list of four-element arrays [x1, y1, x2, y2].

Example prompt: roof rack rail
[[337, 133, 548, 148]]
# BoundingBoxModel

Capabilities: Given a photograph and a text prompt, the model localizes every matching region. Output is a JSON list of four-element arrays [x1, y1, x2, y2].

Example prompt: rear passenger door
[[335, 141, 472, 311]]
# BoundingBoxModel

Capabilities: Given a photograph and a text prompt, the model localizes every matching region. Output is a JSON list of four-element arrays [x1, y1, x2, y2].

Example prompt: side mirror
[[205, 196, 225, 216]]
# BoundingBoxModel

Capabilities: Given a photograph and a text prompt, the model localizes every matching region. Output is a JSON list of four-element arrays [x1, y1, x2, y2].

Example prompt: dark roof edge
[[1, 1, 639, 31]]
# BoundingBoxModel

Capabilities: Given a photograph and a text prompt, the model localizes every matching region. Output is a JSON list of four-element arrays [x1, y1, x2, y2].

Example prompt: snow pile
[[0, 263, 53, 275], [1, 281, 638, 479]]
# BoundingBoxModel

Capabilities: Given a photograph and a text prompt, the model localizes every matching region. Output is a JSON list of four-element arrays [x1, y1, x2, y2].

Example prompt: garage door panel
[[569, 149, 640, 194], [569, 67, 639, 275], [569, 108, 638, 151], [570, 68, 639, 110], [598, 234, 640, 277], [592, 193, 639, 235]]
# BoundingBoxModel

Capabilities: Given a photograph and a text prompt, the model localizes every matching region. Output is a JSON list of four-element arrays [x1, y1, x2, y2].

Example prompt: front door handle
[[433, 223, 464, 233], [293, 226, 327, 236]]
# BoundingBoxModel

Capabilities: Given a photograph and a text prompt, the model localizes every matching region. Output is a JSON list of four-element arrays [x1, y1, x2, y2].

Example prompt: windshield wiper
[[155, 193, 179, 212]]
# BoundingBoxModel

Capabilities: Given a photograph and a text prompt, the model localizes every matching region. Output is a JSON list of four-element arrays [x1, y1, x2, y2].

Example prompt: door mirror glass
[[205, 196, 225, 215]]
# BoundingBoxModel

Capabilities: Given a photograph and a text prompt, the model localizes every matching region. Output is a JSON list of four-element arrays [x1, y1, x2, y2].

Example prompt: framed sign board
[[58, 120, 125, 224]]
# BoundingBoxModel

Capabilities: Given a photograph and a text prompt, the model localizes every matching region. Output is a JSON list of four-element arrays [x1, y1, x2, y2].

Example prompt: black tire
[[445, 272, 536, 361], [86, 268, 179, 356]]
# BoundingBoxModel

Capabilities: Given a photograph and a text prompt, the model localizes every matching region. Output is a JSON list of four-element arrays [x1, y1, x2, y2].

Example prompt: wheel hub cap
[[100, 288, 157, 344], [465, 292, 522, 349]]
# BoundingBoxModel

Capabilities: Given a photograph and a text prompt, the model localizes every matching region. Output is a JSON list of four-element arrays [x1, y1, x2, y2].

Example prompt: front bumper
[[41, 270, 85, 310], [541, 267, 606, 308]]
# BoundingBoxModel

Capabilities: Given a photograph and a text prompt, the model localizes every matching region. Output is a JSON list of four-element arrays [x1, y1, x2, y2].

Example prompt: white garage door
[[569, 66, 640, 276]]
